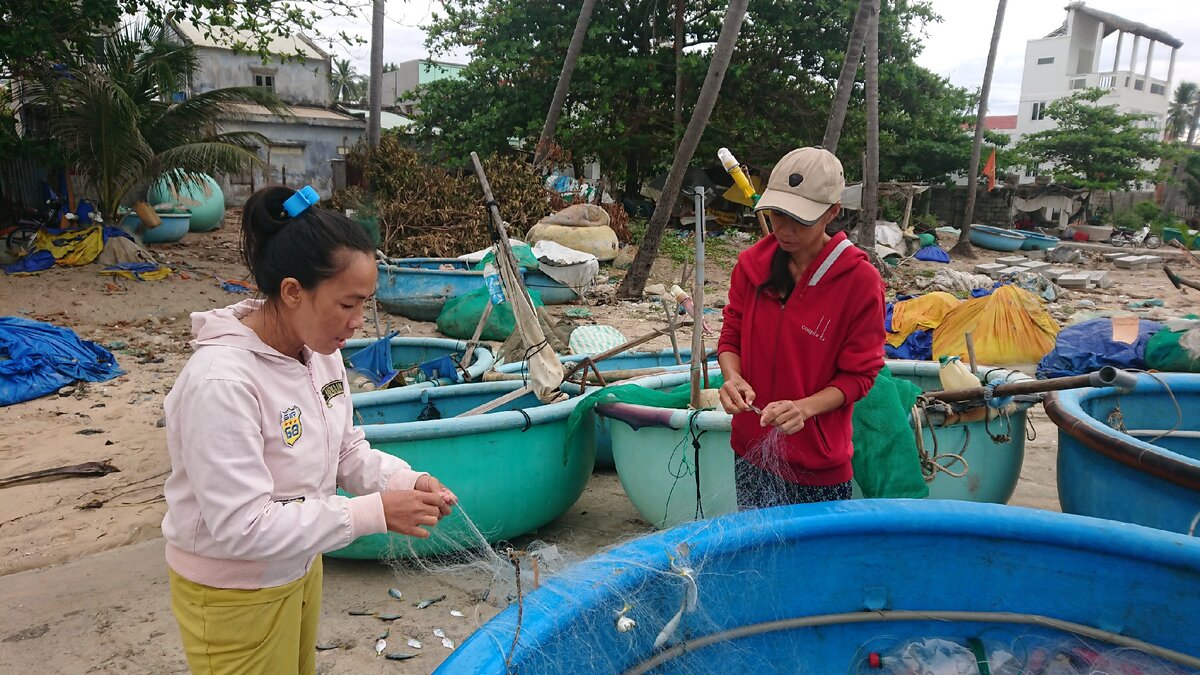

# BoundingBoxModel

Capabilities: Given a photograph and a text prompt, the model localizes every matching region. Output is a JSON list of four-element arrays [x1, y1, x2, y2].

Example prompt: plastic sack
[[1144, 315, 1200, 373], [436, 286, 544, 341], [346, 331, 400, 386], [887, 292, 961, 348], [0, 316, 124, 406], [933, 285, 1060, 365], [472, 243, 541, 272], [1036, 318, 1162, 379], [914, 245, 950, 263]]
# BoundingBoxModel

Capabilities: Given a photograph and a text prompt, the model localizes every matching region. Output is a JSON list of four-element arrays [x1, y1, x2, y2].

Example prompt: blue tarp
[[1036, 318, 1163, 379], [3, 250, 55, 275], [0, 317, 125, 406], [884, 295, 933, 360], [914, 245, 950, 263], [347, 331, 400, 387]]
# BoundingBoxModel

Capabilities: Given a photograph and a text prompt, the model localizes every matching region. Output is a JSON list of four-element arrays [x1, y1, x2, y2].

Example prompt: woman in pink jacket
[[162, 186, 456, 674]]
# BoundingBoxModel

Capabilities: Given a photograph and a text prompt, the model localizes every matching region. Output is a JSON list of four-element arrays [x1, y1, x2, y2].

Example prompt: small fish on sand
[[374, 638, 386, 657], [388, 588, 403, 600], [377, 613, 402, 621], [415, 594, 446, 609], [407, 638, 423, 649], [450, 609, 465, 618], [432, 628, 446, 639], [348, 609, 373, 616], [377, 628, 390, 641], [385, 652, 419, 661], [315, 642, 340, 651], [441, 637, 455, 649]]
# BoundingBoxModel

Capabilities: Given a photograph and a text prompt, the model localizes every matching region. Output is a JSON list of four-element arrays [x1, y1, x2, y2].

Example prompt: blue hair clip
[[282, 185, 320, 218]]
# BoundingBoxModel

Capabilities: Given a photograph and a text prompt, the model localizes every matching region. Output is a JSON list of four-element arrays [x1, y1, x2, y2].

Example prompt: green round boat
[[597, 361, 1035, 529], [326, 381, 595, 559]]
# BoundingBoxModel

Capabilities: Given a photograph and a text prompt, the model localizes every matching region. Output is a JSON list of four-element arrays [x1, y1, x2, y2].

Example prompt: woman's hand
[[380, 490, 447, 538], [760, 399, 814, 435], [415, 474, 458, 516], [719, 376, 757, 414]]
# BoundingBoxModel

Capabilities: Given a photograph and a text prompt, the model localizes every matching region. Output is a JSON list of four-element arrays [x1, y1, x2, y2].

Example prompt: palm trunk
[[618, 0, 751, 298], [1167, 97, 1200, 216], [858, 1, 879, 251], [673, 0, 685, 149], [367, 0, 384, 148], [954, 0, 1007, 259], [533, 0, 599, 166], [822, 0, 874, 153]]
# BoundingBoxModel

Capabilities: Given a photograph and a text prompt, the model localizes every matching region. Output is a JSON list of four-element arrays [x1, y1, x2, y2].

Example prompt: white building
[[1013, 2, 1182, 146], [379, 59, 467, 116]]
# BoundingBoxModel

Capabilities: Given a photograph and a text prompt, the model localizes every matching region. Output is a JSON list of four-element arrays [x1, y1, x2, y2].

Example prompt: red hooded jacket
[[717, 231, 885, 485]]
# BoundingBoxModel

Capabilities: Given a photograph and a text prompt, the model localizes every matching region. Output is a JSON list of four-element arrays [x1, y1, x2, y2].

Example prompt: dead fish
[[385, 652, 419, 661], [377, 628, 390, 641], [415, 595, 446, 609], [407, 638, 423, 649], [348, 609, 373, 616], [315, 642, 340, 651], [377, 613, 402, 621], [388, 588, 403, 600], [450, 609, 465, 618], [432, 628, 446, 639], [374, 638, 386, 657], [441, 637, 455, 649], [616, 615, 636, 633]]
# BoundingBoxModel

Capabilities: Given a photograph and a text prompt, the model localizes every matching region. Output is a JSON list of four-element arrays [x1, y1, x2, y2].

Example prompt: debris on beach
[[415, 594, 446, 609]]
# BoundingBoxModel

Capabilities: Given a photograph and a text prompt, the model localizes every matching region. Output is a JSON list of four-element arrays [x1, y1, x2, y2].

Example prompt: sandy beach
[[0, 218, 1190, 673]]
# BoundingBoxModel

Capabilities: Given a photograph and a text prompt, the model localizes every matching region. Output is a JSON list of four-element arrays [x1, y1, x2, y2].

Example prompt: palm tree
[[332, 57, 362, 103], [822, 0, 875, 153], [33, 22, 288, 220], [1166, 81, 1198, 141], [533, 0, 598, 165]]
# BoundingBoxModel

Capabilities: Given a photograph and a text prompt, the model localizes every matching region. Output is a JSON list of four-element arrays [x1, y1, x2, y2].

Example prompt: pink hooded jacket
[[161, 299, 424, 589]]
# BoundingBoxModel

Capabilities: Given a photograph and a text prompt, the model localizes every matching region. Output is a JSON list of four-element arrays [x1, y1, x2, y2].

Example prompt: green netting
[[567, 367, 928, 499], [436, 286, 544, 341], [1144, 314, 1200, 373], [472, 243, 541, 271]]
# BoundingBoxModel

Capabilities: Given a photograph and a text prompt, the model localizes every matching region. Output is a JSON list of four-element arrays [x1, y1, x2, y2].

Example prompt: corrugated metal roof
[[171, 20, 328, 59], [224, 103, 364, 125], [985, 115, 1018, 131]]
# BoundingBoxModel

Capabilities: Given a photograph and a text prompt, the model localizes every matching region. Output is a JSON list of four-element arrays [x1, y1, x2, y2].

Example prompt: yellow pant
[[169, 558, 322, 675]]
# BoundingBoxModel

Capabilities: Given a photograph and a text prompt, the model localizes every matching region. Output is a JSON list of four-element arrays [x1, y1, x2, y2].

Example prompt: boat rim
[[1044, 373, 1200, 491]]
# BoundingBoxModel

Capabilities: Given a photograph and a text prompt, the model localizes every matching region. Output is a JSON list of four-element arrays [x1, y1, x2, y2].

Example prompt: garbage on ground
[[526, 204, 619, 261], [1001, 270, 1060, 302], [1144, 315, 1200, 373], [1047, 246, 1085, 264], [0, 316, 125, 407], [100, 262, 173, 281], [913, 245, 950, 263], [437, 287, 546, 342], [564, 307, 593, 319], [221, 279, 256, 294], [933, 285, 1060, 365], [1126, 298, 1164, 309], [457, 239, 527, 265], [918, 268, 995, 297], [1036, 317, 1162, 379], [885, 292, 961, 361], [567, 325, 628, 356]]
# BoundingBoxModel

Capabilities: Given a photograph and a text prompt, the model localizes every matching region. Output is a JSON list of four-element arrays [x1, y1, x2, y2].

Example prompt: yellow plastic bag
[[887, 292, 961, 348], [33, 226, 104, 266], [932, 285, 1059, 365]]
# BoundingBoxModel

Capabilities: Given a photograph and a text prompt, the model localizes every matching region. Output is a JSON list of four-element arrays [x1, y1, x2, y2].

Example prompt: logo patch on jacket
[[320, 380, 345, 408], [280, 406, 303, 446]]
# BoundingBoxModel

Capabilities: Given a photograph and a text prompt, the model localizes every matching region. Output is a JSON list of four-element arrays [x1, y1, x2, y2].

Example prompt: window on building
[[1031, 102, 1047, 121], [1099, 75, 1115, 89], [1150, 83, 1166, 96], [1037, 56, 1055, 65], [1134, 79, 1145, 91], [254, 74, 275, 92], [1070, 78, 1087, 90]]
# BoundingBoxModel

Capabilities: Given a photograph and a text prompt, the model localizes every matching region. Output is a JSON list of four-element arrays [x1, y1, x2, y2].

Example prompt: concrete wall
[[193, 48, 332, 107], [213, 120, 363, 206], [925, 185, 1160, 229]]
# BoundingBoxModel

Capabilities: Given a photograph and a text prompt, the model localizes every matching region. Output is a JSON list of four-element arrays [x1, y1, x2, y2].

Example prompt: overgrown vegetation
[[337, 136, 551, 258]]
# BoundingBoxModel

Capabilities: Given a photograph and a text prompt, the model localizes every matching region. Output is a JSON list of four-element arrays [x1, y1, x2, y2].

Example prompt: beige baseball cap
[[754, 147, 845, 225]]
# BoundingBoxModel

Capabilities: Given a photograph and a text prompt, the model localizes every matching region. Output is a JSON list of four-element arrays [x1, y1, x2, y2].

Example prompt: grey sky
[[324, 1, 1199, 112]]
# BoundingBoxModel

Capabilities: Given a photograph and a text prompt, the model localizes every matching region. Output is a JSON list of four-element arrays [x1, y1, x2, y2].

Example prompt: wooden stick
[[1168, 239, 1200, 270], [460, 300, 494, 372], [456, 385, 534, 418], [755, 210, 770, 236], [662, 299, 683, 365], [1164, 264, 1200, 292], [0, 460, 120, 489], [964, 332, 979, 376], [484, 366, 672, 383], [561, 325, 686, 380]]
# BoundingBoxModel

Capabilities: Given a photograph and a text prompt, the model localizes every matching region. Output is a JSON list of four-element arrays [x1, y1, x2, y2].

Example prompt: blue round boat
[[1019, 231, 1060, 250], [436, 501, 1200, 672], [340, 335, 495, 388], [968, 224, 1026, 252], [496, 348, 715, 467], [1045, 373, 1200, 535], [376, 257, 578, 321]]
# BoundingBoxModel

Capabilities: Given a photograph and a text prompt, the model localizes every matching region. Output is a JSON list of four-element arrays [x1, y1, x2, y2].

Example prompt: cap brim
[[754, 188, 830, 225]]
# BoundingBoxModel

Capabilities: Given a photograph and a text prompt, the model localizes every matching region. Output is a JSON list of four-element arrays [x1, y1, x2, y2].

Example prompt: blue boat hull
[[968, 224, 1026, 252], [376, 258, 577, 321], [1046, 373, 1200, 535], [497, 349, 716, 468], [437, 501, 1200, 672], [340, 336, 495, 387], [1019, 232, 1060, 250]]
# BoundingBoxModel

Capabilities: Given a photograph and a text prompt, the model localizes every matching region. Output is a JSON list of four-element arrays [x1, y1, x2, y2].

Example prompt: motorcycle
[[1109, 225, 1162, 249], [2, 193, 65, 252]]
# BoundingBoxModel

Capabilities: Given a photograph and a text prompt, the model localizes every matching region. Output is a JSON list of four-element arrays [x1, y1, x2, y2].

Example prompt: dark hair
[[759, 248, 794, 302], [240, 185, 374, 297]]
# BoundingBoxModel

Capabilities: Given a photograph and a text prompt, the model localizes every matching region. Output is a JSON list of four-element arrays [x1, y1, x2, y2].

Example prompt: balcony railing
[[1068, 71, 1169, 96]]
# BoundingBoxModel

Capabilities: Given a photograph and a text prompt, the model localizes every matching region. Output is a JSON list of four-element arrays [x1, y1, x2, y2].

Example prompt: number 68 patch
[[280, 406, 303, 447]]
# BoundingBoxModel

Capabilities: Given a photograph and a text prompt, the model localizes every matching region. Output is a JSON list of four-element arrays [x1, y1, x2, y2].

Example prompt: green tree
[[1015, 88, 1162, 218], [332, 58, 366, 103], [416, 0, 962, 192], [1166, 81, 1198, 141], [30, 22, 289, 219], [1, 0, 364, 79]]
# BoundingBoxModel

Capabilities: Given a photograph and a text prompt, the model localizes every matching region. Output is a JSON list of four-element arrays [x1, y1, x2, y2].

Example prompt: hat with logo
[[753, 147, 845, 225]]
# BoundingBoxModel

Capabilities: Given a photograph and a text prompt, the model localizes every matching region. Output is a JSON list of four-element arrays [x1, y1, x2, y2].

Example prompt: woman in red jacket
[[718, 147, 885, 508]]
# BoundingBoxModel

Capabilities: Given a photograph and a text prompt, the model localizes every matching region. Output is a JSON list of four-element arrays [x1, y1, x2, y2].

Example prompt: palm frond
[[152, 142, 266, 178]]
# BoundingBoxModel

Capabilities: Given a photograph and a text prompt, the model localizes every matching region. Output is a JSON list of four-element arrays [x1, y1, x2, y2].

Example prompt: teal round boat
[[597, 361, 1035, 529], [495, 348, 715, 468], [341, 335, 495, 388], [326, 381, 595, 559]]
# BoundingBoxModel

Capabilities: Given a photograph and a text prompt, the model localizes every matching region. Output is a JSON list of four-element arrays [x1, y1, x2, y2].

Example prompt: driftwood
[[0, 460, 120, 489], [1164, 264, 1200, 292], [1167, 240, 1200, 271]]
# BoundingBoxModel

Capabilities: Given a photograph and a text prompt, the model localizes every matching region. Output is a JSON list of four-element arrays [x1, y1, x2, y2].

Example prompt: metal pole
[[691, 188, 706, 408]]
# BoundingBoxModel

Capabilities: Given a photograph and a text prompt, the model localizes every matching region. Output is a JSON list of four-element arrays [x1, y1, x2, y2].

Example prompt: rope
[[912, 397, 969, 481], [516, 408, 532, 432], [690, 412, 707, 521]]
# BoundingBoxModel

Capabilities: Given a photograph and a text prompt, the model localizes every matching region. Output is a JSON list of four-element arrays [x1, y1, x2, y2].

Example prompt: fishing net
[[1144, 316, 1200, 373]]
